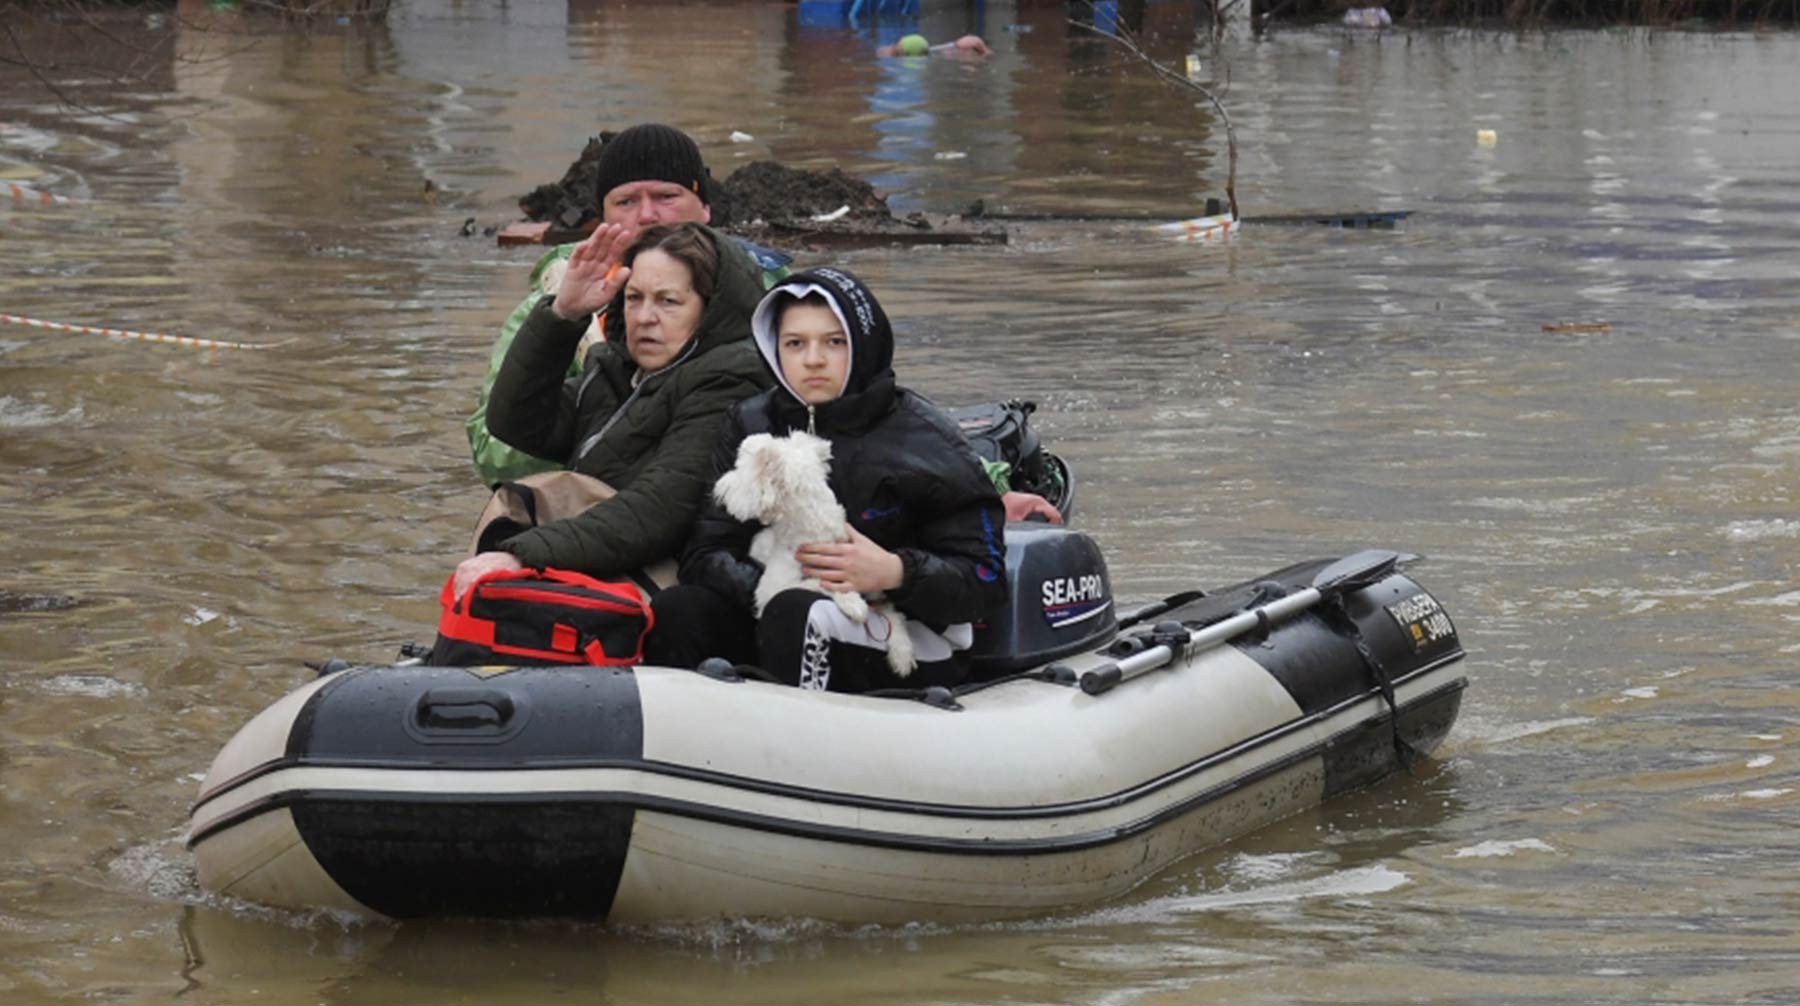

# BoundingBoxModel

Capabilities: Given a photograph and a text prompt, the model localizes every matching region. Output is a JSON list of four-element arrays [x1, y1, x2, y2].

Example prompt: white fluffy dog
[[713, 431, 915, 676]]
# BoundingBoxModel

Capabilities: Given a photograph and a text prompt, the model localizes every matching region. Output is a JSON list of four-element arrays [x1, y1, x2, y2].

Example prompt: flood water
[[3, 0, 1798, 1002]]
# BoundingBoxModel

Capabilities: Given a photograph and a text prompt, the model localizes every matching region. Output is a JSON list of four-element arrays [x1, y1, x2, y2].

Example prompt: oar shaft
[[1080, 586, 1324, 695], [1077, 550, 1407, 697], [1124, 587, 1321, 674]]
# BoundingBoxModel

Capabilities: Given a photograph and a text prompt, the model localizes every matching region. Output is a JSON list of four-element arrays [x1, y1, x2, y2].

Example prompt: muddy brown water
[[3, 2, 1797, 1003]]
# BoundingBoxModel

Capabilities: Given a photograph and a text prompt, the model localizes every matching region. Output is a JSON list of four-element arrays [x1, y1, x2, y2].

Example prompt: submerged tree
[[1, 0, 393, 117], [1071, 4, 1241, 221]]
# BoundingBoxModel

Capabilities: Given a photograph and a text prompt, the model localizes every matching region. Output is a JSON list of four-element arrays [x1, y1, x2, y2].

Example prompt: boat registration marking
[[1385, 593, 1455, 652]]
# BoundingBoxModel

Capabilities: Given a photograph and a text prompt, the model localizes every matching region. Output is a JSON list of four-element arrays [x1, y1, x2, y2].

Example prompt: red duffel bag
[[427, 567, 653, 667]]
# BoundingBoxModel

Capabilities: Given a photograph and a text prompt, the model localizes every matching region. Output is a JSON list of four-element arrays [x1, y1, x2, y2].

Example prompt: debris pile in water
[[713, 160, 894, 229], [514, 133, 1004, 247]]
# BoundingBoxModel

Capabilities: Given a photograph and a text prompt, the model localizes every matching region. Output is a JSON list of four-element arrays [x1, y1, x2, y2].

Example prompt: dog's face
[[713, 432, 834, 522]]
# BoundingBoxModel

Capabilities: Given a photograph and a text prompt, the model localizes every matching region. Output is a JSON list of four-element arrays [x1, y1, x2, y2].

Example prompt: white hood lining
[[751, 281, 855, 404]]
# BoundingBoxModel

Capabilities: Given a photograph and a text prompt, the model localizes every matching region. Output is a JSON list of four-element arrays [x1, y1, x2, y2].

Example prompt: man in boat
[[468, 122, 1062, 523]]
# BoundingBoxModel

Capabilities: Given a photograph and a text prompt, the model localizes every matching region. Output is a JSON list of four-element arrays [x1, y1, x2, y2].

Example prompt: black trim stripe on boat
[[190, 655, 1463, 830], [189, 655, 1462, 828], [187, 676, 1466, 852]]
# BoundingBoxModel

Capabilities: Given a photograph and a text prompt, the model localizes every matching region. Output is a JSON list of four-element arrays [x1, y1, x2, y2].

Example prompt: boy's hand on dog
[[797, 526, 903, 595]]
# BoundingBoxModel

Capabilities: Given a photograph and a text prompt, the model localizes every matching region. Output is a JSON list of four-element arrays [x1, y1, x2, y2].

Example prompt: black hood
[[750, 267, 896, 406]]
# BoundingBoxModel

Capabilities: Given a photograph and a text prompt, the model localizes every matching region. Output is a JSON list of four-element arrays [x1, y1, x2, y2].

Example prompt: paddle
[[1078, 549, 1410, 696]]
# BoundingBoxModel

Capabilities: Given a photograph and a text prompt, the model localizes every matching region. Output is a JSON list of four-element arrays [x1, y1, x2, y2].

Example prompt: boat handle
[[414, 688, 516, 732]]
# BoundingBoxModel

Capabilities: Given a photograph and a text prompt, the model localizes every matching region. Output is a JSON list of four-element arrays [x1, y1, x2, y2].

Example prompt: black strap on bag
[[475, 482, 540, 554]]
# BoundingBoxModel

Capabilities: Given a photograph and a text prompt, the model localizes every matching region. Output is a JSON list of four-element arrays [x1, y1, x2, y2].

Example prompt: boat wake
[[626, 863, 1413, 948], [106, 834, 369, 932], [106, 834, 198, 904], [1077, 864, 1411, 923]]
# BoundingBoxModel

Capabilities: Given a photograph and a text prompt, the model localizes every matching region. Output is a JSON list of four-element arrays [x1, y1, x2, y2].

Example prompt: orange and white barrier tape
[[0, 312, 279, 351], [1153, 211, 1238, 242], [5, 183, 75, 208]]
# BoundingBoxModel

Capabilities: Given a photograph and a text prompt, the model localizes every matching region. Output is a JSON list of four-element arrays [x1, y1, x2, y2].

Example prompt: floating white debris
[[810, 205, 850, 223], [933, 151, 968, 161], [39, 675, 148, 699], [1727, 519, 1800, 542], [1747, 755, 1774, 768], [729, 131, 754, 143], [185, 607, 220, 626], [1450, 838, 1555, 859], [1705, 787, 1794, 802]]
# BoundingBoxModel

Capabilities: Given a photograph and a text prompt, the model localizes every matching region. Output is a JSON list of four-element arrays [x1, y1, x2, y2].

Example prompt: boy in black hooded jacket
[[648, 268, 1008, 692]]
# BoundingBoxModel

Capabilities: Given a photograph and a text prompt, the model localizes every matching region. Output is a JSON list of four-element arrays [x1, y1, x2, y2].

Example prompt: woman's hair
[[623, 222, 720, 302]]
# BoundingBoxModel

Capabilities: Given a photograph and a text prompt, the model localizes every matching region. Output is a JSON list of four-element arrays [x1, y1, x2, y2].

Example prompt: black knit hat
[[592, 124, 708, 206]]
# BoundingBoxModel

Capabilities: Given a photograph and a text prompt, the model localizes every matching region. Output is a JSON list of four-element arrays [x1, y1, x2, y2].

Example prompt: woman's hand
[[796, 526, 903, 595], [453, 550, 525, 600], [551, 223, 637, 321]]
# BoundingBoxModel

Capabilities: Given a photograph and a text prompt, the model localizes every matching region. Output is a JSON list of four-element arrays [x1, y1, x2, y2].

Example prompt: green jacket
[[468, 240, 789, 485], [485, 227, 773, 576]]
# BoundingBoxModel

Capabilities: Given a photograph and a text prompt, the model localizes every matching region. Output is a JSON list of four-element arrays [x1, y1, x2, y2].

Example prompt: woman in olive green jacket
[[453, 221, 770, 594]]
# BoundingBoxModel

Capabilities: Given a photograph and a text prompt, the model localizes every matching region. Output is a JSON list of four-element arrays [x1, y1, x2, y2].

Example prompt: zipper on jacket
[[574, 339, 701, 464], [806, 404, 816, 435]]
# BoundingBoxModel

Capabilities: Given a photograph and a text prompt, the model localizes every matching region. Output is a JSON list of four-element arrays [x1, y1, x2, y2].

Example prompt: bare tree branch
[[2, 19, 141, 123], [3, 0, 387, 121], [1070, 7, 1241, 220]]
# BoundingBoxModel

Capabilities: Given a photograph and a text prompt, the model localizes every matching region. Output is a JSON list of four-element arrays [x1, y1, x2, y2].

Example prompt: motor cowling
[[968, 524, 1118, 677]]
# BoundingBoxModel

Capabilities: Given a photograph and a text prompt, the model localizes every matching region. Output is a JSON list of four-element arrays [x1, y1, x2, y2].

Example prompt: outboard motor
[[968, 524, 1118, 677], [947, 400, 1074, 521]]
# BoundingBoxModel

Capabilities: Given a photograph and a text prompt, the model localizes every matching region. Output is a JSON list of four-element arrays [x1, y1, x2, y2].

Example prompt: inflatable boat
[[186, 531, 1465, 923]]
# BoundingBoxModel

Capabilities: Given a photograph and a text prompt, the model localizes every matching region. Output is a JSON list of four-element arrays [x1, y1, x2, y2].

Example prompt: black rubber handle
[[415, 688, 515, 731]]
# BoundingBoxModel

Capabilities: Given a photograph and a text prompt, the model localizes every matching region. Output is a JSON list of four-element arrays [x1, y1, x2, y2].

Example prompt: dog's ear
[[748, 436, 785, 492], [714, 434, 775, 519], [738, 433, 773, 461], [759, 439, 802, 503]]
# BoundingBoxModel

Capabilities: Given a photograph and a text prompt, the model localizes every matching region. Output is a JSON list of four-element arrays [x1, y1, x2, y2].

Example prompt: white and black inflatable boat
[[187, 530, 1465, 923]]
